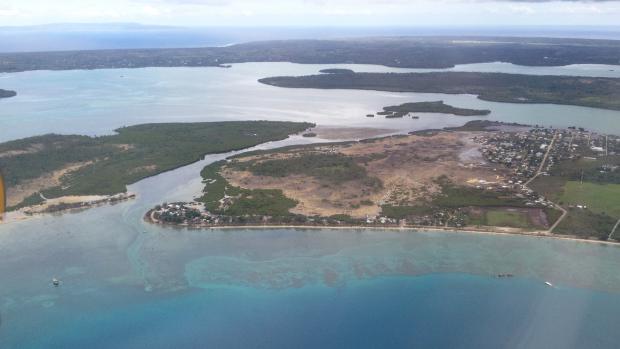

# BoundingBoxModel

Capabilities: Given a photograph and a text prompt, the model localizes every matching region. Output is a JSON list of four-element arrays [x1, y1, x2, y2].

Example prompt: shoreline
[[1, 192, 136, 224], [144, 211, 619, 246]]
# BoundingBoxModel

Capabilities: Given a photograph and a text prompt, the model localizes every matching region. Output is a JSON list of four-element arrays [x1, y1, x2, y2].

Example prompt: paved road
[[524, 132, 557, 187]]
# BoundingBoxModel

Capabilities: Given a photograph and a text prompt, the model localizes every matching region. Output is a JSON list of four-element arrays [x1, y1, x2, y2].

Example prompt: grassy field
[[529, 167, 620, 238], [433, 178, 528, 208], [559, 181, 620, 218], [551, 156, 620, 185], [554, 208, 617, 240], [1, 121, 312, 210], [485, 210, 531, 229]]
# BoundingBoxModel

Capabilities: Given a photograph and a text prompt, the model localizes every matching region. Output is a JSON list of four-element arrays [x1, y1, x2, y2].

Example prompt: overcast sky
[[1, 0, 619, 27]]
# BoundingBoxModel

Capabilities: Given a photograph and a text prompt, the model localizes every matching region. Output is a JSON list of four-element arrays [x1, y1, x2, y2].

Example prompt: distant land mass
[[1, 37, 620, 73], [0, 121, 312, 211], [259, 71, 620, 111], [2, 24, 620, 52], [319, 68, 355, 74], [379, 101, 490, 117], [0, 89, 16, 98]]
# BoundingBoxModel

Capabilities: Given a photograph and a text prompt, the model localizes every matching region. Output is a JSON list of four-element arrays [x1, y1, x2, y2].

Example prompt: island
[[1, 37, 620, 73], [319, 68, 355, 74], [0, 121, 313, 213], [0, 89, 16, 99], [376, 101, 490, 118], [259, 71, 620, 111], [147, 121, 620, 242]]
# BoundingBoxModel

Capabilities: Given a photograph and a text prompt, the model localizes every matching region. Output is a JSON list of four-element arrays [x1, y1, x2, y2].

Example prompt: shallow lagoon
[[2, 62, 620, 347]]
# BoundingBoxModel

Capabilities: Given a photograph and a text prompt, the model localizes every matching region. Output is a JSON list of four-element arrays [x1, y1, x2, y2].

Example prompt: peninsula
[[0, 121, 312, 213], [147, 121, 620, 242], [259, 71, 620, 111]]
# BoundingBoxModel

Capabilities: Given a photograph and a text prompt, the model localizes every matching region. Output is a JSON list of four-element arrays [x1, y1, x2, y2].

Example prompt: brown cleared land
[[6, 161, 92, 208], [222, 131, 510, 219]]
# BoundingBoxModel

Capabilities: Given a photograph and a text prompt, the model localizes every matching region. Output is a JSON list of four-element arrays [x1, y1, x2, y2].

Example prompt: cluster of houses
[[472, 126, 620, 210], [152, 202, 217, 225], [475, 127, 618, 181], [475, 128, 560, 180]]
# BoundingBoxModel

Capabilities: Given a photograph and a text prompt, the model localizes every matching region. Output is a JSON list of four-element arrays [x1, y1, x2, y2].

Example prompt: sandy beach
[[145, 210, 619, 246]]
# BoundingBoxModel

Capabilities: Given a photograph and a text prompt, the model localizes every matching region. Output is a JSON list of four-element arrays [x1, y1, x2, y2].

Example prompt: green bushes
[[260, 71, 620, 111], [248, 153, 371, 183], [226, 189, 297, 217], [382, 101, 490, 116], [198, 161, 297, 217]]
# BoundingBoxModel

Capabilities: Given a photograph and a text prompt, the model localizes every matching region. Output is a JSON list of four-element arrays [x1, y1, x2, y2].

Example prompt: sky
[[0, 0, 619, 27]]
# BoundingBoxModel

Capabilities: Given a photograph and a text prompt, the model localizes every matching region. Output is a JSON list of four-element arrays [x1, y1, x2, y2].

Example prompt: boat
[[544, 281, 553, 287], [366, 114, 375, 118], [52, 278, 61, 287]]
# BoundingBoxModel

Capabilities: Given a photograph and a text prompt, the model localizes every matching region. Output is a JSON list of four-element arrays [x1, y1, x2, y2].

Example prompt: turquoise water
[[3, 149, 620, 348], [1, 62, 620, 142], [3, 213, 620, 348], [4, 274, 620, 348], [3, 62, 620, 347]]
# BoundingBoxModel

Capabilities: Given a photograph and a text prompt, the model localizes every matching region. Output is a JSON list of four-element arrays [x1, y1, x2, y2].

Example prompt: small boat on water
[[545, 281, 553, 287], [52, 278, 61, 287], [497, 273, 514, 278]]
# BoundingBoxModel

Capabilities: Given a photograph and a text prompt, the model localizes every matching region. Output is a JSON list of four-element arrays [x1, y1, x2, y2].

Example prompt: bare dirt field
[[223, 131, 511, 218], [6, 161, 92, 207]]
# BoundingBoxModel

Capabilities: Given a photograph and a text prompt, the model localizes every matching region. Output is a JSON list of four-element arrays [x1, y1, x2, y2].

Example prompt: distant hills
[[1, 23, 620, 53], [1, 36, 620, 73]]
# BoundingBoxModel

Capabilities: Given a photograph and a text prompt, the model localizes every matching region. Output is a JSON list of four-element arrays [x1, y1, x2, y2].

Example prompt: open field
[[560, 181, 620, 218], [0, 121, 312, 210], [554, 208, 617, 240], [529, 163, 620, 239], [486, 210, 531, 229], [218, 131, 512, 219]]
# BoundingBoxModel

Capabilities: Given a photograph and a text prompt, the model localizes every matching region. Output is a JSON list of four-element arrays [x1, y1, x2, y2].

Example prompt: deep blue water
[[3, 274, 619, 349]]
